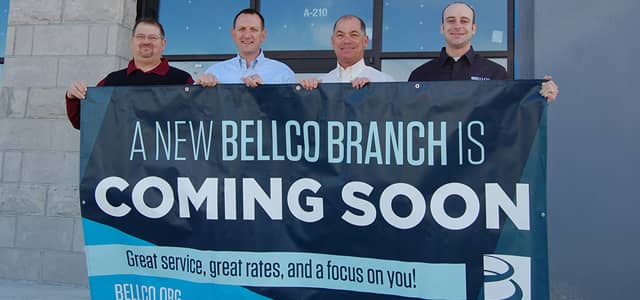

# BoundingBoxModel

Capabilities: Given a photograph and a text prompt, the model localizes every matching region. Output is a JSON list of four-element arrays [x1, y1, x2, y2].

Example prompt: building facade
[[0, 0, 638, 299]]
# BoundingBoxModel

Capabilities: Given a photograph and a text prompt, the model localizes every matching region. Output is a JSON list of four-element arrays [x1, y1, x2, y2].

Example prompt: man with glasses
[[408, 1, 559, 100], [196, 8, 295, 88], [299, 15, 394, 90], [65, 18, 194, 129]]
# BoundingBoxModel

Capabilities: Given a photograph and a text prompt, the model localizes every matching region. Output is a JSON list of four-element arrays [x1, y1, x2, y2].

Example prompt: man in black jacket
[[409, 2, 558, 101]]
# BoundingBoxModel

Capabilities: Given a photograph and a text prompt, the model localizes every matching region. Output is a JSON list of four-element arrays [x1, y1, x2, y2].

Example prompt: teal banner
[[80, 81, 548, 300]]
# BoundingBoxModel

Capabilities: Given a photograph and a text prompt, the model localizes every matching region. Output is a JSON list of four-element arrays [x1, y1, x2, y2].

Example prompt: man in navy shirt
[[65, 18, 194, 129], [409, 2, 558, 101]]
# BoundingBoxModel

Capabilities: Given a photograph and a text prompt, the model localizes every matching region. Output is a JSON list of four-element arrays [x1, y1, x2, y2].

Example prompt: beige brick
[[21, 151, 78, 184], [5, 25, 15, 56], [8, 0, 62, 25], [16, 215, 74, 250], [3, 56, 59, 88], [0, 183, 47, 215], [58, 56, 120, 87], [0, 216, 16, 247], [63, 0, 124, 23], [0, 248, 41, 280], [107, 24, 132, 59], [13, 25, 33, 55], [27, 87, 68, 119], [33, 25, 88, 56], [6, 88, 28, 118], [50, 119, 80, 152], [72, 218, 85, 252], [46, 184, 80, 217], [2, 151, 21, 182], [0, 87, 29, 118], [43, 250, 88, 285], [0, 119, 53, 150], [88, 24, 109, 55]]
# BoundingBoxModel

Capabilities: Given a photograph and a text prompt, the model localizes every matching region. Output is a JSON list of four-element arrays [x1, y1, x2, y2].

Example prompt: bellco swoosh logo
[[483, 254, 531, 300]]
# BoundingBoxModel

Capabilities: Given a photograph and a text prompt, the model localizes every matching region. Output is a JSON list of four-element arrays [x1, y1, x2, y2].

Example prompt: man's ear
[[260, 29, 267, 43]]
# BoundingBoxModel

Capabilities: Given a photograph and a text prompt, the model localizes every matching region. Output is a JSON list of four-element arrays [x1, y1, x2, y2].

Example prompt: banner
[[80, 81, 548, 300]]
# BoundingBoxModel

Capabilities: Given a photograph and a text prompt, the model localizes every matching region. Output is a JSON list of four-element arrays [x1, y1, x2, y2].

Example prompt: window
[[0, 0, 9, 87], [260, 0, 373, 51], [168, 61, 216, 79], [159, 0, 249, 55], [382, 0, 507, 52], [140, 0, 514, 79]]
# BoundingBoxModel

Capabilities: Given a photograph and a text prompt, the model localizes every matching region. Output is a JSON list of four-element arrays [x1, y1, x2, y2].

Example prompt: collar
[[236, 50, 265, 69], [439, 46, 477, 65], [338, 58, 366, 78], [126, 58, 170, 76]]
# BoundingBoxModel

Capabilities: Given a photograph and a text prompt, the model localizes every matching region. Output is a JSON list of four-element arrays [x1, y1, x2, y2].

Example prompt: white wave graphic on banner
[[484, 254, 531, 300]]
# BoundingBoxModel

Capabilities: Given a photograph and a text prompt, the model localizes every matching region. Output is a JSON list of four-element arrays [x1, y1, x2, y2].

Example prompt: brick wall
[[0, 0, 136, 286]]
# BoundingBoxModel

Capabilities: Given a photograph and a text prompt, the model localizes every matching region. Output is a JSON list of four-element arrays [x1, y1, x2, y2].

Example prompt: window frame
[[138, 0, 514, 78], [0, 0, 8, 69]]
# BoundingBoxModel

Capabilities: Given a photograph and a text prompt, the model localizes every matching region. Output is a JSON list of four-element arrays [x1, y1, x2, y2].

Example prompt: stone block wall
[[0, 0, 136, 286]]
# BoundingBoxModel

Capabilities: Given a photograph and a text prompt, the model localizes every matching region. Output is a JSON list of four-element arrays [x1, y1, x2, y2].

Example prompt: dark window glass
[[261, 0, 373, 51], [382, 0, 507, 52], [381, 59, 429, 81], [159, 0, 249, 55]]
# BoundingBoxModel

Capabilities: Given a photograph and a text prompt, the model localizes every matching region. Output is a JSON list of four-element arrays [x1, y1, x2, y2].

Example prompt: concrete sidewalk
[[0, 279, 90, 300]]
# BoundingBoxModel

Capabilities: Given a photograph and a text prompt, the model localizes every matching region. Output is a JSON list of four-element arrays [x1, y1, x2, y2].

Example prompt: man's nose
[[342, 37, 354, 44]]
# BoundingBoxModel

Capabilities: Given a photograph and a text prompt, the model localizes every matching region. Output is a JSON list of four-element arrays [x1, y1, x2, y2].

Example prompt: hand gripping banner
[[79, 81, 548, 300]]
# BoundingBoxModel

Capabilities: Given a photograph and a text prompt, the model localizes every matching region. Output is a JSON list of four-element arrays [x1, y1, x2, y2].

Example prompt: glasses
[[133, 34, 163, 42]]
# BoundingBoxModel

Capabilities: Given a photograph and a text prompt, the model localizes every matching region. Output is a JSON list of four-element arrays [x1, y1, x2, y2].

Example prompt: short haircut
[[333, 15, 366, 34], [442, 1, 476, 24], [133, 17, 165, 37], [233, 8, 265, 29]]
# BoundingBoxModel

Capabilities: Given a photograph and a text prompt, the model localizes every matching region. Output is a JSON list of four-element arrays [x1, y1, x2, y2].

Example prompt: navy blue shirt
[[408, 47, 508, 81]]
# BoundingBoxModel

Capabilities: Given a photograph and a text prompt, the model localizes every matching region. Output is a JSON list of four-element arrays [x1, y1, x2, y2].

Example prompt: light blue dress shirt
[[204, 50, 295, 84]]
